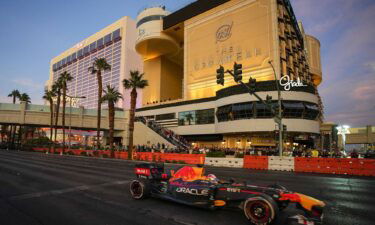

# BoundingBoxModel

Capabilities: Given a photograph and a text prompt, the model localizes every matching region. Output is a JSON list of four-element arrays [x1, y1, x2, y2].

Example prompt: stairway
[[136, 117, 190, 150]]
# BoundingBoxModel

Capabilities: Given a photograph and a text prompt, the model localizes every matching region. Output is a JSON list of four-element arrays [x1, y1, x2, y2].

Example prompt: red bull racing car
[[129, 163, 325, 225]]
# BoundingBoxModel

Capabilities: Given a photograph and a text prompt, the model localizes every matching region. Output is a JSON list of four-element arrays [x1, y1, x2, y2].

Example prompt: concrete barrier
[[268, 156, 295, 171], [205, 157, 244, 168]]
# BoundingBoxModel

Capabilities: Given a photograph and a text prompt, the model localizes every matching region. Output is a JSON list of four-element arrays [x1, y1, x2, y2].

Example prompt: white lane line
[[9, 180, 129, 201]]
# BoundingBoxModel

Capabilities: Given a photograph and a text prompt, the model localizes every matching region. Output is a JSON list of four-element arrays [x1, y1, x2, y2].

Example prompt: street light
[[66, 95, 86, 149]]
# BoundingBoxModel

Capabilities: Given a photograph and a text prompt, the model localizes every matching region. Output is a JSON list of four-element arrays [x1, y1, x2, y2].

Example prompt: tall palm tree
[[19, 93, 31, 103], [18, 93, 31, 144], [7, 89, 21, 147], [42, 89, 56, 144], [59, 72, 73, 153], [101, 85, 123, 158], [123, 70, 148, 160], [88, 58, 111, 149], [52, 80, 63, 146]]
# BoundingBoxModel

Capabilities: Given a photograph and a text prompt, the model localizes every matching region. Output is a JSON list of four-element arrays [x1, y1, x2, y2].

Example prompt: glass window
[[112, 29, 121, 41], [178, 111, 196, 126], [83, 46, 89, 55], [53, 63, 57, 71], [104, 33, 112, 44], [71, 52, 77, 61], [196, 109, 215, 124], [97, 38, 104, 49], [216, 105, 232, 122], [232, 102, 253, 120], [255, 102, 276, 118], [303, 103, 319, 120], [67, 55, 71, 63], [155, 113, 175, 121], [89, 42, 97, 52], [77, 49, 83, 58], [282, 101, 304, 118], [61, 58, 66, 66]]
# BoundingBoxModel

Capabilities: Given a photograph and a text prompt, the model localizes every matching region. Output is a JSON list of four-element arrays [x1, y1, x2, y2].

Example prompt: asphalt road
[[0, 150, 374, 225]]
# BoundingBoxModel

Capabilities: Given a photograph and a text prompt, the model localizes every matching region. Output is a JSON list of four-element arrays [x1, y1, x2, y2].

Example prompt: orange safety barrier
[[32, 147, 49, 152], [243, 156, 268, 170]]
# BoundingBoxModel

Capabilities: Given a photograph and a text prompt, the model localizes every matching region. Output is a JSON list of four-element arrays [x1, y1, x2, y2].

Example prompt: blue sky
[[0, 0, 374, 127]]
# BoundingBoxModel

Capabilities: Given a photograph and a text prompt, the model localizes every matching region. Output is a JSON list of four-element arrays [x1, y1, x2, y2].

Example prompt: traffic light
[[249, 78, 257, 93], [216, 66, 225, 85], [233, 62, 242, 82]]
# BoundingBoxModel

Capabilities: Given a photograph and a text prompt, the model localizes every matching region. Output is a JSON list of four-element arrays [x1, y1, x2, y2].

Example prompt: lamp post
[[66, 95, 86, 149]]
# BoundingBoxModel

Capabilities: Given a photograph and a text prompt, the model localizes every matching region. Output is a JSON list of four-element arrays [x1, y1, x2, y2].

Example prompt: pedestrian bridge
[[0, 102, 128, 132]]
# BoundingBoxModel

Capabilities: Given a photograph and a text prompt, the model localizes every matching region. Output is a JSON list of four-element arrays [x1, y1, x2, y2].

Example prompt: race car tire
[[243, 195, 279, 225], [129, 179, 150, 200]]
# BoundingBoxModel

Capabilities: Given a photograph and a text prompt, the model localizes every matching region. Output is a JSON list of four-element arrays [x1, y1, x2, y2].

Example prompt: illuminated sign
[[279, 75, 307, 91]]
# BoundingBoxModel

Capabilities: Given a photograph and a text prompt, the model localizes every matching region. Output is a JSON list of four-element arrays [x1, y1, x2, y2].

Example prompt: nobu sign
[[216, 22, 233, 42], [279, 75, 307, 91]]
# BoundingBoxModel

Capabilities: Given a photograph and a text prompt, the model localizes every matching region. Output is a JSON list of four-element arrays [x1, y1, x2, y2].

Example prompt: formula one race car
[[129, 163, 325, 225]]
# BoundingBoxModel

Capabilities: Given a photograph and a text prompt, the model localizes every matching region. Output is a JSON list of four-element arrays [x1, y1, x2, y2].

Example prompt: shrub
[[102, 154, 109, 158], [235, 152, 245, 158], [178, 160, 186, 164], [80, 151, 88, 156]]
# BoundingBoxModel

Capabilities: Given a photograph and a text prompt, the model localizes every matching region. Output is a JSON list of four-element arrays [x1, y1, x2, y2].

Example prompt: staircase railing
[[136, 117, 190, 149]]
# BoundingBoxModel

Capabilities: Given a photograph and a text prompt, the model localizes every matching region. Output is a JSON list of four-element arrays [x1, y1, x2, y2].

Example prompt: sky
[[0, 0, 374, 127]]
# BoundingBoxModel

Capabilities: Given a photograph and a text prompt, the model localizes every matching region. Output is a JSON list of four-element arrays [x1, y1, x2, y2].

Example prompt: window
[[216, 105, 232, 122], [232, 102, 253, 120], [77, 49, 83, 58], [53, 63, 57, 71], [61, 58, 66, 66], [112, 29, 121, 41], [303, 103, 319, 120], [196, 109, 215, 124], [136, 15, 164, 28], [255, 102, 275, 118], [83, 46, 89, 55], [67, 55, 71, 64], [89, 42, 97, 52], [282, 101, 304, 118], [97, 38, 104, 49], [155, 113, 175, 121], [178, 111, 196, 126], [104, 33, 112, 45], [71, 52, 77, 61]]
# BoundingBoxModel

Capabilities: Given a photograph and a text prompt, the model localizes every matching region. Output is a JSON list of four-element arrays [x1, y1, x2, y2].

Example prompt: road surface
[[0, 150, 374, 225]]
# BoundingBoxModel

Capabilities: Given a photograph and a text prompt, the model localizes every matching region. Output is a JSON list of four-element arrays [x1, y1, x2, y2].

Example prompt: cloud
[[11, 78, 43, 89]]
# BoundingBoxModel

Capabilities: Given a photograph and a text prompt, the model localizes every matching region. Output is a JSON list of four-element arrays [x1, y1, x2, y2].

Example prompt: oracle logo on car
[[176, 187, 209, 196]]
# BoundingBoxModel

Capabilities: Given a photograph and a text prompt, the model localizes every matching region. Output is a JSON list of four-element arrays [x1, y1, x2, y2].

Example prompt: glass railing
[[0, 103, 20, 110]]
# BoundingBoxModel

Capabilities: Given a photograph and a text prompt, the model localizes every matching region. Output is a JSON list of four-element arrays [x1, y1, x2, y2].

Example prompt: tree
[[59, 72, 73, 153], [52, 80, 63, 146], [18, 93, 31, 144], [42, 89, 56, 147], [123, 70, 148, 160], [7, 89, 21, 147], [19, 93, 31, 103], [101, 85, 123, 158], [88, 58, 111, 149]]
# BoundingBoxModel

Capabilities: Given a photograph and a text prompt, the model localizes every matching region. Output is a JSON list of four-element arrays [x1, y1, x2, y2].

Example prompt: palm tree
[[101, 85, 123, 158], [88, 58, 111, 149], [18, 93, 31, 145], [52, 80, 63, 146], [19, 93, 31, 103], [42, 89, 56, 147], [7, 89, 20, 147], [123, 70, 148, 160], [59, 72, 73, 153]]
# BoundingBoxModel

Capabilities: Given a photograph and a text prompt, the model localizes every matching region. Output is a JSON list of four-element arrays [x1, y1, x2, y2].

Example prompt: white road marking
[[9, 180, 129, 201]]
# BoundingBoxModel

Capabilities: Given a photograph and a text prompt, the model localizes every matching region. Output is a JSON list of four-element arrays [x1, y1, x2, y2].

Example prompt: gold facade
[[185, 0, 276, 100]]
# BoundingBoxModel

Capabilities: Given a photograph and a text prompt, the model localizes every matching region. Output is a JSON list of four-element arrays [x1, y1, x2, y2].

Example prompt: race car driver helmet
[[207, 174, 218, 183]]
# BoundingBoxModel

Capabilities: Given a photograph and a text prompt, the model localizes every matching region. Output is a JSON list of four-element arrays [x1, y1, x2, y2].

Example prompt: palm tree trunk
[[49, 100, 54, 153], [10, 96, 16, 148], [54, 93, 61, 151], [96, 71, 103, 149], [109, 101, 114, 158], [128, 88, 137, 160], [62, 87, 66, 154]]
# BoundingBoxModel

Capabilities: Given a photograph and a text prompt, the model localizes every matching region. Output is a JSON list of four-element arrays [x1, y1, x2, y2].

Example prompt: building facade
[[134, 0, 324, 151], [47, 16, 142, 110]]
